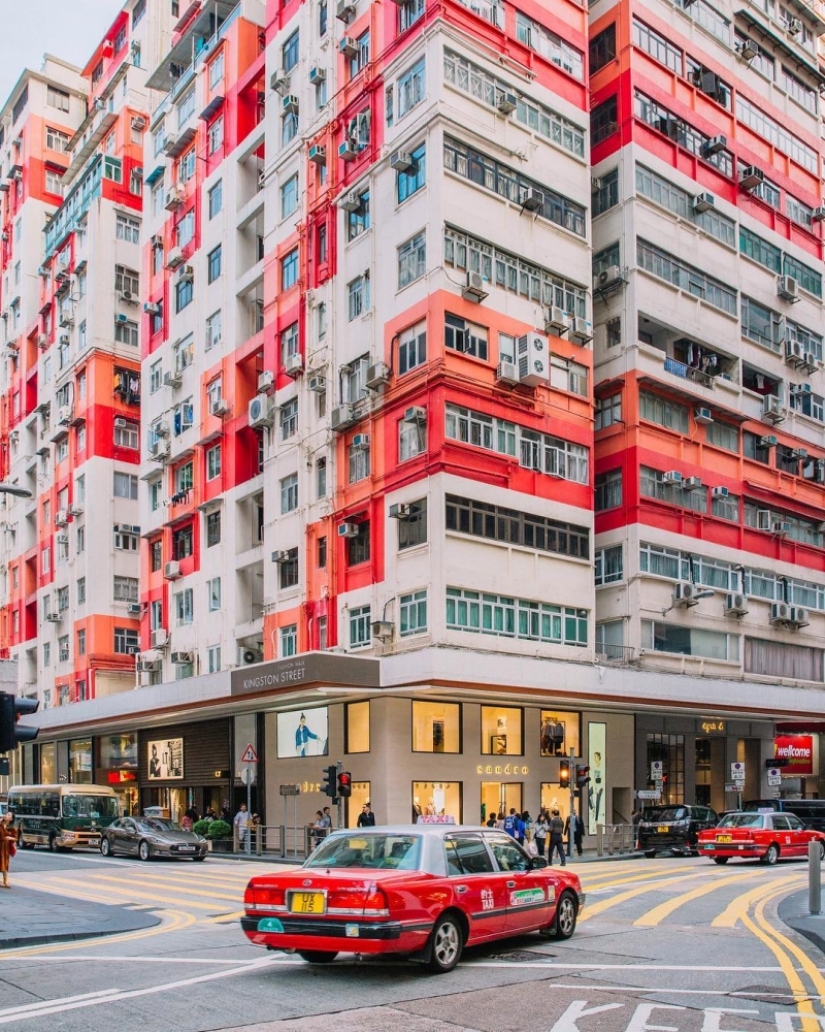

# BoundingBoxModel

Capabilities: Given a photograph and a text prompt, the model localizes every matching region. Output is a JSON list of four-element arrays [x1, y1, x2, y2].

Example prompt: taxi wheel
[[761, 844, 779, 866], [427, 913, 464, 973], [192, 855, 206, 862], [713, 857, 729, 865], [547, 891, 578, 940], [298, 951, 338, 964], [819, 841, 825, 861], [100, 837, 112, 857]]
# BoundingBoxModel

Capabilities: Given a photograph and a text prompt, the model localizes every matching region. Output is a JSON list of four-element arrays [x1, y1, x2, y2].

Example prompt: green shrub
[[192, 820, 211, 837], [206, 819, 232, 840]]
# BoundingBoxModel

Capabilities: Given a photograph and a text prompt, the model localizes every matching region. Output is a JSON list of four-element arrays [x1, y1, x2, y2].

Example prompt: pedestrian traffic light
[[0, 692, 38, 754], [576, 764, 591, 787], [559, 763, 570, 789], [322, 764, 337, 800], [337, 771, 352, 798]]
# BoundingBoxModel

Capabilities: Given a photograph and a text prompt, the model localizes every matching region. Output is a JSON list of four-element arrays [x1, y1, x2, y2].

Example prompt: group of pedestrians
[[489, 806, 584, 866]]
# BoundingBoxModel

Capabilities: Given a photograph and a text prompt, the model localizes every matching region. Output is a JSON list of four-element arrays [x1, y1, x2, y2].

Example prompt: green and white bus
[[7, 784, 120, 851]]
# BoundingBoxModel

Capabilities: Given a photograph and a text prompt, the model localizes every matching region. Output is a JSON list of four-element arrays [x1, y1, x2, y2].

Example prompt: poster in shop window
[[147, 738, 184, 780], [587, 722, 606, 836], [277, 706, 329, 758]]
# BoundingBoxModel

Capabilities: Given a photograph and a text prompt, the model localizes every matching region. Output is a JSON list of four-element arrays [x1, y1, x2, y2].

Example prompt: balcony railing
[[452, 0, 505, 28], [663, 356, 715, 389], [595, 644, 636, 665]]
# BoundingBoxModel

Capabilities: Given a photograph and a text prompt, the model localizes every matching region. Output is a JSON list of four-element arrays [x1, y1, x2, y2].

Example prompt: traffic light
[[576, 764, 591, 787], [322, 764, 337, 800], [559, 763, 570, 790], [0, 693, 39, 754], [337, 771, 352, 798]]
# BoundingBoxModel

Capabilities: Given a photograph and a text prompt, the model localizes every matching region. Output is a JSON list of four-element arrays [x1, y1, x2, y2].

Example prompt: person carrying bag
[[0, 812, 18, 888]]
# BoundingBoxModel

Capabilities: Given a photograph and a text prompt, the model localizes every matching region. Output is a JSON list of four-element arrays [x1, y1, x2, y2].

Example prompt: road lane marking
[[29, 874, 218, 910], [632, 872, 768, 927], [712, 875, 804, 928], [73, 869, 242, 902], [579, 876, 689, 921], [0, 989, 122, 1020]]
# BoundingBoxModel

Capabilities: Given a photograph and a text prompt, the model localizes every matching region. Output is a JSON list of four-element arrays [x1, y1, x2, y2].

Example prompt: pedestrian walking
[[503, 808, 519, 838], [0, 811, 18, 888], [312, 810, 327, 848], [520, 811, 532, 848], [533, 811, 549, 858], [548, 808, 566, 866], [356, 803, 375, 827], [565, 811, 584, 856], [233, 803, 250, 849]]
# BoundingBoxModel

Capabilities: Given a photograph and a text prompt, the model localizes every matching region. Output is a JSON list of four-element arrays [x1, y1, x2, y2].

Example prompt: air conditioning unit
[[339, 138, 358, 161], [693, 192, 715, 214], [663, 471, 683, 485], [336, 0, 356, 21], [164, 371, 182, 389], [594, 265, 622, 291], [58, 405, 72, 425], [545, 306, 568, 335], [496, 360, 519, 385], [308, 144, 327, 165], [210, 397, 230, 417], [271, 550, 291, 564], [790, 606, 810, 627], [284, 353, 304, 377], [36, 333, 48, 349], [517, 332, 549, 386], [162, 133, 180, 155], [164, 184, 185, 211], [790, 383, 812, 397], [711, 486, 729, 498], [45, 611, 62, 623], [338, 522, 359, 538], [67, 504, 83, 516], [270, 69, 290, 94], [388, 502, 411, 519], [309, 375, 326, 393], [258, 370, 275, 393], [702, 134, 727, 156], [240, 648, 263, 665], [248, 396, 275, 427], [340, 190, 362, 212], [496, 90, 518, 114], [770, 602, 791, 623], [803, 352, 820, 372], [143, 301, 161, 316], [151, 629, 169, 648], [673, 582, 698, 604], [762, 395, 786, 423], [282, 94, 299, 115], [309, 66, 326, 85], [462, 271, 488, 302], [351, 433, 370, 450], [54, 509, 69, 526], [163, 561, 181, 580], [118, 290, 137, 304], [404, 405, 427, 425], [59, 313, 74, 328], [390, 150, 414, 172], [115, 313, 130, 325], [813, 206, 825, 222], [171, 651, 194, 665], [151, 439, 170, 460], [127, 603, 143, 616], [682, 476, 703, 489], [786, 340, 805, 366], [737, 39, 759, 61], [366, 362, 390, 389], [166, 247, 183, 269], [569, 318, 593, 345], [772, 520, 792, 535], [724, 593, 749, 616], [339, 35, 359, 57], [520, 187, 544, 212], [777, 275, 799, 301], [331, 404, 356, 430], [739, 165, 764, 190], [759, 435, 778, 448], [787, 17, 803, 35], [137, 659, 161, 673], [371, 620, 394, 641], [694, 407, 713, 425]]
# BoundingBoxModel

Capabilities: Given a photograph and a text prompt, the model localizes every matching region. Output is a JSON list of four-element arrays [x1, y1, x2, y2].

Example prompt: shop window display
[[480, 706, 522, 755]]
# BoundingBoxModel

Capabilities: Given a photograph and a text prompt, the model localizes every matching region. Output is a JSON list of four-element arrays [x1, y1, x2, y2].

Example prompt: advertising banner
[[773, 734, 815, 776], [587, 722, 606, 835]]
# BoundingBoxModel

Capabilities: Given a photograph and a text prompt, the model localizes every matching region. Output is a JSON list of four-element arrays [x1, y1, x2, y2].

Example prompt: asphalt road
[[1, 849, 824, 1032]]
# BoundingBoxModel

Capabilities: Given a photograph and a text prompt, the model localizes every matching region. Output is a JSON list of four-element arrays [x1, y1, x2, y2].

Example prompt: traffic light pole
[[336, 760, 343, 831], [568, 749, 577, 863]]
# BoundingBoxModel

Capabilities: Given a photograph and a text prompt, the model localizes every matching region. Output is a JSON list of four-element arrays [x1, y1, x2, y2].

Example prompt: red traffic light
[[576, 764, 591, 787], [337, 771, 352, 798]]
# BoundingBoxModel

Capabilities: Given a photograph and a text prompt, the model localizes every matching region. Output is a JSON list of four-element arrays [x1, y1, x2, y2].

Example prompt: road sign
[[731, 762, 745, 782], [279, 784, 301, 796], [767, 766, 782, 786], [240, 767, 255, 786], [724, 783, 738, 792], [637, 789, 661, 799], [241, 743, 258, 764], [650, 761, 663, 781]]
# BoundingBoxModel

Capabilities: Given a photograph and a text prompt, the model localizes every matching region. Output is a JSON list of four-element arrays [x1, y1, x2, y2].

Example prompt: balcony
[[595, 644, 636, 666], [146, 0, 243, 93], [663, 356, 715, 390]]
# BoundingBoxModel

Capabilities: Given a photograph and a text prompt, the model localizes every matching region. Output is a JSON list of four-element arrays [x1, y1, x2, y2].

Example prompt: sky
[[0, 0, 124, 107]]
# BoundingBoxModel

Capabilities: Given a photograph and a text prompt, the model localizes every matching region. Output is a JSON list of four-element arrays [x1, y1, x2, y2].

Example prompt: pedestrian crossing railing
[[596, 823, 637, 856]]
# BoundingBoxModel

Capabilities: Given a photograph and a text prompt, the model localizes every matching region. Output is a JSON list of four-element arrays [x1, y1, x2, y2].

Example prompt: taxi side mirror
[[530, 856, 548, 869]]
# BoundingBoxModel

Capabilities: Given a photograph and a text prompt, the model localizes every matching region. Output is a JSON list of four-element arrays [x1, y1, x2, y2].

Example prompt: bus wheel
[[49, 835, 63, 852]]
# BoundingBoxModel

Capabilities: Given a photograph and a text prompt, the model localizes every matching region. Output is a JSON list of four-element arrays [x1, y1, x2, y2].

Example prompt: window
[[316, 458, 327, 498], [592, 168, 619, 217], [113, 472, 138, 499], [208, 245, 222, 283], [399, 417, 425, 462], [175, 589, 194, 626], [744, 637, 823, 682], [347, 522, 370, 565], [114, 576, 139, 603], [115, 265, 139, 295], [590, 24, 616, 73], [114, 628, 139, 654], [400, 590, 427, 636], [175, 462, 194, 493], [175, 279, 193, 312], [279, 548, 299, 589], [282, 248, 299, 289], [706, 420, 739, 452], [397, 143, 426, 202], [207, 511, 221, 546], [207, 577, 221, 611], [177, 88, 196, 127], [115, 214, 140, 243], [77, 629, 86, 656], [398, 231, 426, 288], [151, 540, 162, 570], [741, 296, 782, 352], [591, 95, 618, 145], [114, 421, 139, 449], [47, 86, 70, 112], [349, 31, 370, 77], [412, 701, 460, 752], [637, 239, 737, 315], [318, 536, 327, 568], [208, 180, 222, 218], [172, 524, 193, 559], [346, 190, 370, 240], [595, 394, 622, 430], [595, 470, 622, 511], [177, 210, 195, 247], [595, 546, 623, 585], [45, 168, 63, 194], [103, 156, 123, 183], [206, 444, 221, 480], [206, 310, 222, 350], [280, 322, 299, 364], [711, 491, 740, 521], [641, 621, 737, 661], [208, 117, 224, 154], [281, 174, 298, 217], [282, 110, 299, 146], [280, 473, 298, 513], [133, 0, 146, 24], [636, 165, 735, 248], [398, 498, 427, 549], [77, 578, 86, 604], [207, 646, 222, 673], [280, 398, 298, 439], [348, 274, 370, 319], [448, 589, 588, 648], [397, 58, 425, 118], [398, 322, 426, 374], [640, 391, 689, 433], [735, 93, 817, 174], [446, 494, 588, 558], [445, 314, 487, 360], [280, 625, 298, 658], [350, 606, 371, 648], [283, 29, 300, 72], [480, 705, 523, 756]]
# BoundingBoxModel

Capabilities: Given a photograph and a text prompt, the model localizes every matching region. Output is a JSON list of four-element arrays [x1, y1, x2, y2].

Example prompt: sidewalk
[[778, 888, 825, 958], [0, 885, 160, 950], [215, 846, 646, 865]]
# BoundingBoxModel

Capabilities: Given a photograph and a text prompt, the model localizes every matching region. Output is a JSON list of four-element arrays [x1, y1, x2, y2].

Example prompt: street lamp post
[[0, 484, 32, 499]]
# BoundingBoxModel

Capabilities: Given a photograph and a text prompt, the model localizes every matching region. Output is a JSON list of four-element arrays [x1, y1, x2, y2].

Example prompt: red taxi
[[698, 810, 825, 865], [242, 824, 584, 973]]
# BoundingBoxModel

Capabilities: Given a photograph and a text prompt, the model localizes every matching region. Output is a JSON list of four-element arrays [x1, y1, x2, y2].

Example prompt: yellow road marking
[[78, 870, 241, 903], [579, 875, 689, 921], [711, 874, 804, 928], [1, 909, 196, 959], [633, 871, 768, 927], [581, 866, 710, 893], [33, 875, 218, 911], [206, 910, 245, 924]]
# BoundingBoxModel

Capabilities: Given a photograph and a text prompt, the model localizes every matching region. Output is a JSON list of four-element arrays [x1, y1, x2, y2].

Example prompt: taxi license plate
[[88, 838, 100, 849], [716, 834, 733, 843], [657, 825, 669, 833], [289, 892, 325, 915]]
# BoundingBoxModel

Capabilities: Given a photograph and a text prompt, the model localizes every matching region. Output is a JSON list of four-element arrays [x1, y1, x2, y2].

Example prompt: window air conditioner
[[739, 165, 764, 190], [694, 407, 713, 425], [496, 91, 518, 115], [163, 561, 181, 580], [724, 593, 749, 616], [308, 375, 326, 393], [330, 404, 356, 430], [308, 145, 327, 165], [171, 651, 194, 665], [151, 629, 169, 648], [692, 192, 715, 213], [545, 306, 568, 335], [338, 522, 360, 539], [389, 150, 414, 172], [210, 398, 230, 417], [388, 503, 411, 519], [496, 360, 519, 385], [257, 370, 275, 393], [284, 353, 304, 377], [366, 362, 390, 389], [404, 406, 426, 424], [777, 275, 799, 301], [143, 301, 161, 315], [662, 471, 683, 485], [568, 317, 593, 344], [711, 486, 729, 498], [351, 433, 369, 450]]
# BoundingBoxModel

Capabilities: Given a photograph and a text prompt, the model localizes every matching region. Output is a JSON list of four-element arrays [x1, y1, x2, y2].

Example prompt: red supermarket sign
[[773, 735, 815, 776]]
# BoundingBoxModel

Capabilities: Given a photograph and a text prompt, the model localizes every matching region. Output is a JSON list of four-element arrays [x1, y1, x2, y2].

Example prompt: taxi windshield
[[718, 813, 764, 828], [305, 834, 422, 870]]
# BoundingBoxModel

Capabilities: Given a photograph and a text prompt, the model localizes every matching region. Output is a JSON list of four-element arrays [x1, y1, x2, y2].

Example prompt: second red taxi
[[242, 824, 584, 973], [697, 810, 825, 865]]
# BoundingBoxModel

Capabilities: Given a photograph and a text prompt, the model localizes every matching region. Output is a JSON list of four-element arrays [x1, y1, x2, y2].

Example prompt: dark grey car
[[101, 817, 207, 861], [638, 805, 718, 856]]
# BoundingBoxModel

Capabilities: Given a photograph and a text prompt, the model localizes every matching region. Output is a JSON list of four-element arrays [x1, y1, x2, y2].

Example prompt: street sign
[[279, 784, 301, 796], [731, 762, 745, 782], [767, 766, 782, 787], [724, 782, 738, 792], [241, 743, 258, 764], [240, 767, 255, 785], [637, 789, 661, 799], [650, 761, 663, 781]]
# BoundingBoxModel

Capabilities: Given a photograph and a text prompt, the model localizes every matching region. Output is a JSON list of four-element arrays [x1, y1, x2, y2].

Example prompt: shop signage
[[773, 734, 814, 776], [475, 765, 529, 776], [106, 770, 137, 784], [698, 719, 726, 735], [230, 654, 380, 696]]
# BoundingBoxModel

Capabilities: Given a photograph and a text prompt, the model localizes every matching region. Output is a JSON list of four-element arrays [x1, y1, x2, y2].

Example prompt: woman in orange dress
[[0, 811, 18, 888]]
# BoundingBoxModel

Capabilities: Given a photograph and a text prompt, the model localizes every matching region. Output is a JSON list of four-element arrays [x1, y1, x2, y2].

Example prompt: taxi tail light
[[246, 885, 285, 908], [327, 886, 389, 913], [363, 886, 389, 914]]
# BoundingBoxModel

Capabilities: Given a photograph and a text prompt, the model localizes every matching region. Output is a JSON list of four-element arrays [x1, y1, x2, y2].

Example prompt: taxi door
[[444, 833, 509, 941], [776, 814, 805, 857], [487, 834, 555, 934]]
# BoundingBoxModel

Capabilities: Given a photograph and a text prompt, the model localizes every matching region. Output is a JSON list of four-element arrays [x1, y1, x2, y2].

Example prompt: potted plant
[[192, 819, 211, 838], [205, 819, 232, 853]]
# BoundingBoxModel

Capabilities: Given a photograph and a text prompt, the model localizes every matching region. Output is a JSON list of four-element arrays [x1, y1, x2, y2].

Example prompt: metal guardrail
[[227, 824, 324, 860], [596, 823, 637, 856]]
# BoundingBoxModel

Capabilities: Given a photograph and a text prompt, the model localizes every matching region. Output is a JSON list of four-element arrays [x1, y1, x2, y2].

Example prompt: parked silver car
[[101, 817, 207, 861]]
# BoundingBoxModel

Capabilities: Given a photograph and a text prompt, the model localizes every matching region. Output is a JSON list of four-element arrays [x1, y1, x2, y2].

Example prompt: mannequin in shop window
[[412, 797, 422, 823]]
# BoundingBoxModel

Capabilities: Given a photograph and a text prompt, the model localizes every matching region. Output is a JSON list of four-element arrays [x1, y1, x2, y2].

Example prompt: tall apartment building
[[590, 0, 825, 810]]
